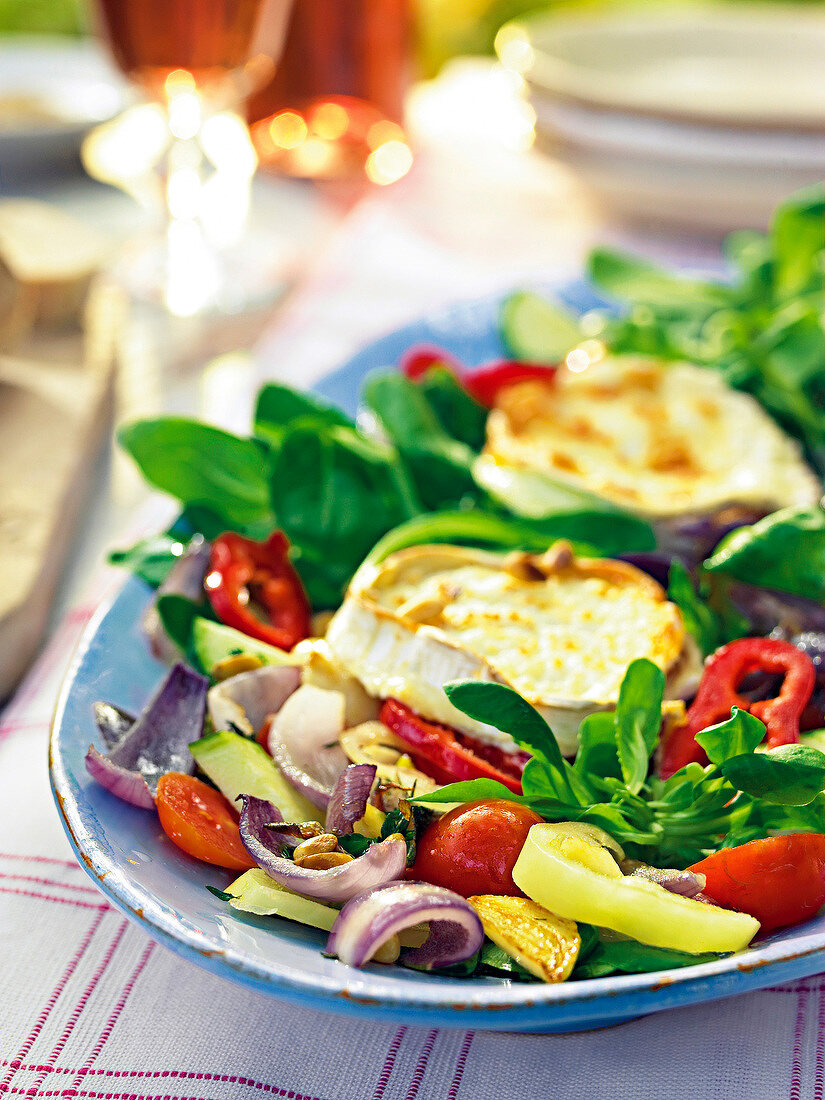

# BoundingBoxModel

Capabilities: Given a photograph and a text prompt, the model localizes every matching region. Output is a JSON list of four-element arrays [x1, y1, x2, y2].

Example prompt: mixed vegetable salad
[[87, 185, 825, 984]]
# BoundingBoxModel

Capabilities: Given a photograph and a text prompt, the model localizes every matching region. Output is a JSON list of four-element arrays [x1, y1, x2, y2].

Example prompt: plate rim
[[50, 285, 825, 1030], [498, 5, 825, 135]]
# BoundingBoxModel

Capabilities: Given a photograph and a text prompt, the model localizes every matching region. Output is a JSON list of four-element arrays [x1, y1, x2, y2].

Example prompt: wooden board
[[0, 283, 121, 700]]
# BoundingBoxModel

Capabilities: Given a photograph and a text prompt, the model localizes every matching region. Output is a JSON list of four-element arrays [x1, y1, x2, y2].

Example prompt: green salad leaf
[[155, 593, 215, 669], [572, 937, 725, 981], [587, 248, 731, 311], [614, 658, 665, 794], [720, 745, 825, 807], [253, 382, 352, 443], [119, 418, 275, 530], [361, 370, 479, 510], [108, 533, 187, 589], [667, 561, 722, 656], [415, 365, 487, 451], [695, 708, 766, 765], [703, 506, 825, 603]]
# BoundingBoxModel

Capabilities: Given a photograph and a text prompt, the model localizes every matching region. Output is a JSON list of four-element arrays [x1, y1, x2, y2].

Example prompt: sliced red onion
[[656, 508, 768, 565], [629, 865, 707, 899], [326, 765, 377, 834], [208, 665, 300, 738], [93, 702, 135, 749], [142, 535, 211, 662], [617, 552, 679, 590], [85, 749, 155, 809], [238, 795, 406, 904], [85, 663, 207, 807], [728, 582, 825, 637], [327, 881, 484, 970], [267, 685, 349, 809]]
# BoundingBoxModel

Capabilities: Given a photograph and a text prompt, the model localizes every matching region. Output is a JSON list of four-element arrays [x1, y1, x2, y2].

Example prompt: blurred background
[[2, 0, 824, 233]]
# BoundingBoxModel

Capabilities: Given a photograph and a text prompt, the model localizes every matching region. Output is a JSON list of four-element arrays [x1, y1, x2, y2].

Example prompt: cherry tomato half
[[689, 833, 825, 933], [411, 799, 543, 898], [156, 773, 255, 872]]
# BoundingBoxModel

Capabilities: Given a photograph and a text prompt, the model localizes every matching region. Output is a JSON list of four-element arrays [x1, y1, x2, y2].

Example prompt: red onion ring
[[208, 665, 300, 739], [238, 795, 407, 904], [325, 764, 377, 834], [85, 663, 207, 807], [629, 865, 707, 899], [93, 702, 135, 750], [85, 749, 155, 809], [142, 535, 211, 662], [327, 881, 484, 970], [267, 685, 349, 809]]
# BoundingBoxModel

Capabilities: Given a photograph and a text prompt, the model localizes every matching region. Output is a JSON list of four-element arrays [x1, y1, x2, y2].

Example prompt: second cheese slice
[[325, 543, 701, 756]]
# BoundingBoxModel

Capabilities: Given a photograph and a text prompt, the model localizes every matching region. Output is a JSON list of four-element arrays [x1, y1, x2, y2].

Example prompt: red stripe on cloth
[[0, 853, 82, 870], [404, 1029, 438, 1100], [790, 987, 810, 1100], [0, 719, 48, 744], [0, 870, 101, 895], [26, 920, 130, 1096], [8, 607, 94, 714], [67, 940, 156, 1092], [0, 883, 109, 911], [814, 985, 825, 1100], [0, 909, 106, 1093], [7, 1090, 218, 1100], [7, 1078, 332, 1100], [769, 984, 825, 995], [372, 1026, 407, 1100], [1, 1065, 333, 1100], [447, 1031, 474, 1100]]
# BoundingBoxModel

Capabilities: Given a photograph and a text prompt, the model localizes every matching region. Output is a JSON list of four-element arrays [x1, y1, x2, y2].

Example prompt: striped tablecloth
[[3, 154, 822, 1100]]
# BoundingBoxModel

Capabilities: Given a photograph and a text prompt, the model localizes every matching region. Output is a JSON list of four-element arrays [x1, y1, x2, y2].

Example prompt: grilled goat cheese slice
[[325, 544, 701, 757], [485, 353, 821, 519]]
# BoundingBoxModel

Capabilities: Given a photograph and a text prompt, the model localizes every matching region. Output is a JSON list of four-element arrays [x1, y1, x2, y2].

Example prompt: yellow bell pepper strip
[[512, 823, 760, 954], [468, 895, 580, 983]]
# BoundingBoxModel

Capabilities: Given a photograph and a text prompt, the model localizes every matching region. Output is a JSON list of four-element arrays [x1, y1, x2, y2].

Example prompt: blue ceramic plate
[[51, 284, 825, 1032]]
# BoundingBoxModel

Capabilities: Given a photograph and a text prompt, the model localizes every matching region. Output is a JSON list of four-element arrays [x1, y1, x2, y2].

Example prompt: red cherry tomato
[[411, 799, 543, 898], [399, 343, 556, 408], [461, 361, 557, 407], [156, 773, 255, 872], [689, 833, 825, 933]]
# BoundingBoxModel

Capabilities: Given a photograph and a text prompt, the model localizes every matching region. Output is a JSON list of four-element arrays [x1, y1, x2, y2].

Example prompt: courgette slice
[[499, 291, 582, 364], [190, 729, 321, 823], [192, 617, 293, 677]]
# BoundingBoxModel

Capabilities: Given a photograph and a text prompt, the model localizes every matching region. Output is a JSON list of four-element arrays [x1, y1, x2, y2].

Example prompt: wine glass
[[89, 0, 293, 318]]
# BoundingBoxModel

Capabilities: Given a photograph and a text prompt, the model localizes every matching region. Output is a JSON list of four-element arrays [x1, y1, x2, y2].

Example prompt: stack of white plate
[[496, 4, 825, 232]]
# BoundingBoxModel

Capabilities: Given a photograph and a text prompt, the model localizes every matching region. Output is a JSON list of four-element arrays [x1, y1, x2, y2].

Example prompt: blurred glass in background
[[1, 0, 823, 234], [247, 0, 414, 183]]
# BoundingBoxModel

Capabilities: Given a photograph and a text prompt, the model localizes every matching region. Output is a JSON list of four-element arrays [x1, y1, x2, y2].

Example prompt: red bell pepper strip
[[400, 344, 556, 408], [461, 360, 557, 407], [689, 833, 825, 933], [659, 637, 816, 778], [379, 699, 527, 794], [205, 530, 311, 651], [400, 345, 463, 381]]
